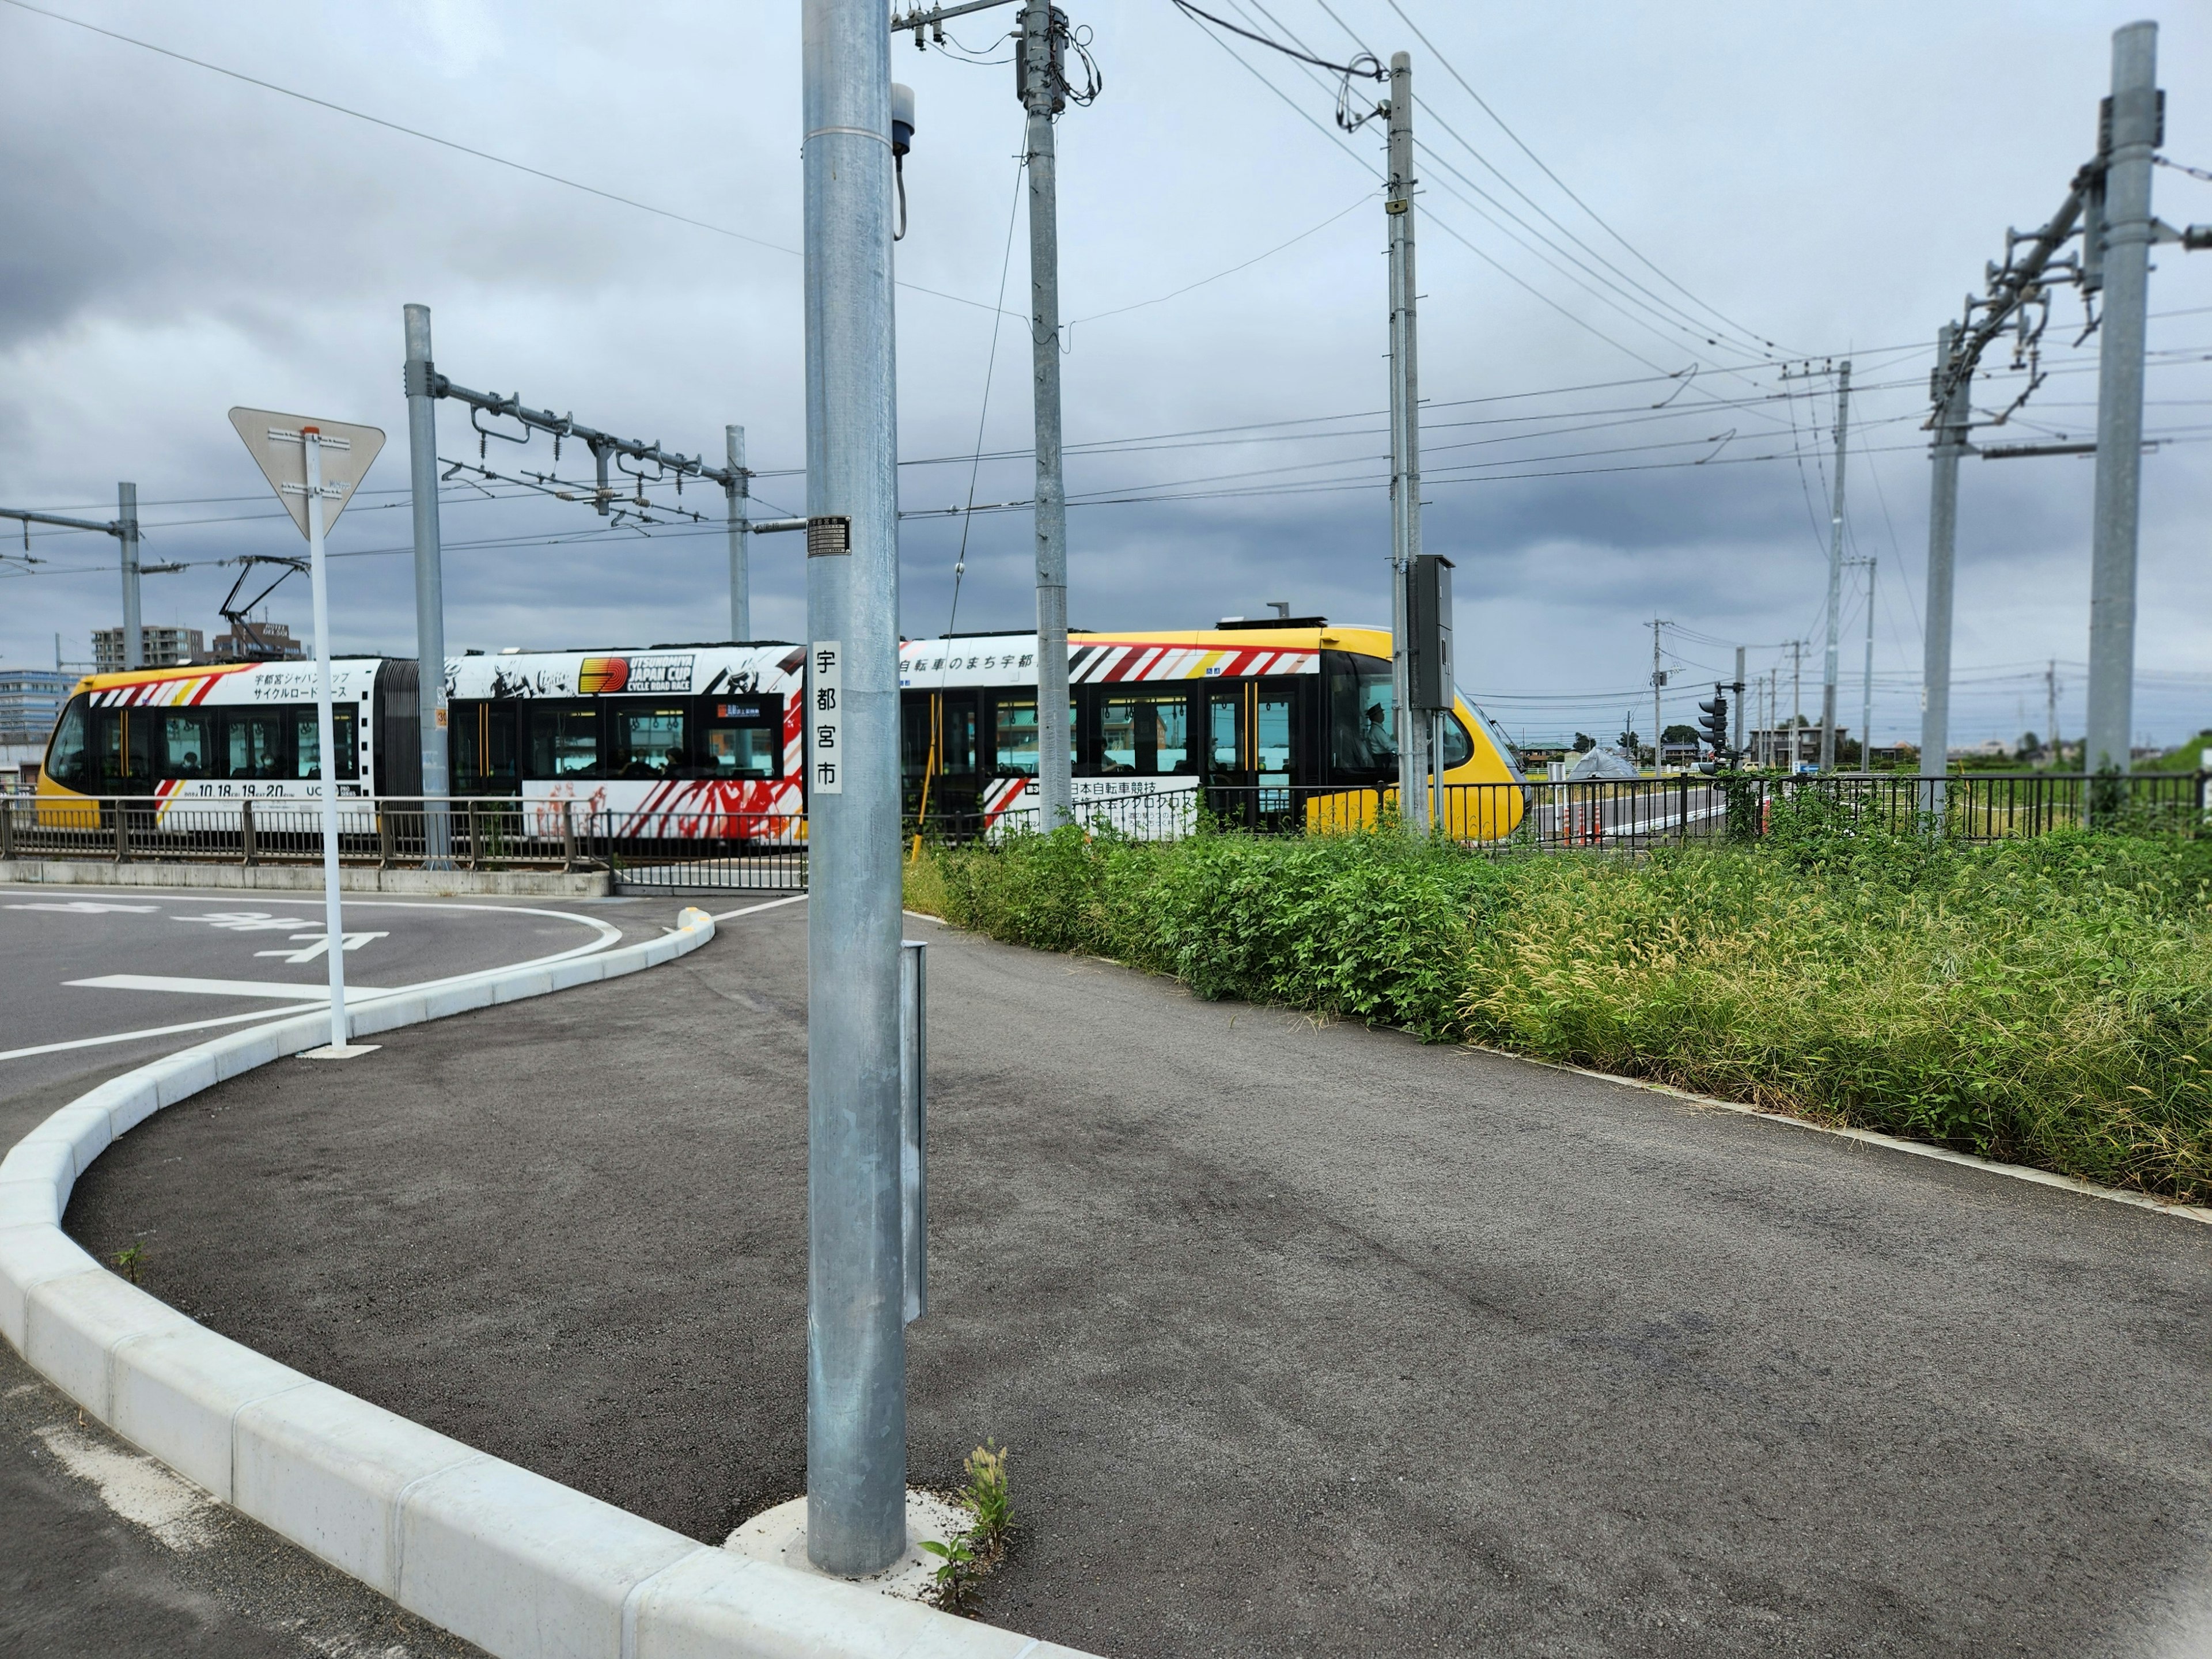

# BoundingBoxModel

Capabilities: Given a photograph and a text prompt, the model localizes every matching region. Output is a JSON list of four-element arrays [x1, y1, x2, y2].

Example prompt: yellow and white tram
[[36, 618, 1522, 840]]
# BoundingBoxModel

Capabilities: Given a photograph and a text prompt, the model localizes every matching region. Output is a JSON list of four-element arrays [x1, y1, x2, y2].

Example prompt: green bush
[[907, 806, 2212, 1202]]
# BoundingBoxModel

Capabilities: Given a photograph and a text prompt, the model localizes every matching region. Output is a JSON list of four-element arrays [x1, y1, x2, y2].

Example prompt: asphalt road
[[46, 900, 2212, 1657], [0, 1336, 486, 1659], [0, 882, 679, 1101]]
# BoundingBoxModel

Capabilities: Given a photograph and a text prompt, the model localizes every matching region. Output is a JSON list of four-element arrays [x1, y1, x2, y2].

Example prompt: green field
[[906, 804, 2212, 1204]]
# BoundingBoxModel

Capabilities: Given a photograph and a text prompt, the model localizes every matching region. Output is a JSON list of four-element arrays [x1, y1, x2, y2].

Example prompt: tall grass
[[906, 805, 2212, 1202]]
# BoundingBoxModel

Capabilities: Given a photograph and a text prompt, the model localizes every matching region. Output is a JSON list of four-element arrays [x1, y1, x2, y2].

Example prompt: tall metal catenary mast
[[1919, 324, 1969, 819], [1858, 557, 1877, 772], [801, 0, 907, 1577], [117, 483, 142, 669], [726, 423, 752, 639], [1385, 51, 1431, 828], [2085, 20, 2157, 777], [1022, 0, 1073, 831], [1817, 361, 1853, 772], [402, 304, 452, 865]]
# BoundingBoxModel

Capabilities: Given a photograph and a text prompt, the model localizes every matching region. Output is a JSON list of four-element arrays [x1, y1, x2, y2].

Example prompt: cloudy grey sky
[[2, 0, 2207, 750]]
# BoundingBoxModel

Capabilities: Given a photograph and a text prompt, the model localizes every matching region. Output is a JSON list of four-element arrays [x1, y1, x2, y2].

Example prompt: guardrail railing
[[0, 795, 809, 891], [908, 770, 2211, 852]]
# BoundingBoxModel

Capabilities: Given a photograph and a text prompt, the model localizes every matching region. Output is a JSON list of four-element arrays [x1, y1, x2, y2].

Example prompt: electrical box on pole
[[1408, 553, 1454, 712]]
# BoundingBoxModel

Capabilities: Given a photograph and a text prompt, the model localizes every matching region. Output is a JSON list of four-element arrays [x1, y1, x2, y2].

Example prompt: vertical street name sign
[[810, 639, 844, 794]]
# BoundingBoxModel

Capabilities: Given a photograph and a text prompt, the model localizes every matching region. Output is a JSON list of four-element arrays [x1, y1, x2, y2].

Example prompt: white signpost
[[229, 407, 387, 1058]]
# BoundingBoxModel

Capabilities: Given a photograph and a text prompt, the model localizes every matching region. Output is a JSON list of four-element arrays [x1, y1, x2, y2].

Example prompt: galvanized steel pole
[[802, 0, 907, 1577], [1920, 325, 1968, 822], [2085, 20, 2158, 777], [1386, 51, 1429, 831], [403, 304, 452, 865], [726, 424, 752, 639], [301, 430, 351, 1054], [1022, 0, 1073, 831], [1859, 556, 1876, 772], [118, 483, 142, 669], [1817, 361, 1851, 772]]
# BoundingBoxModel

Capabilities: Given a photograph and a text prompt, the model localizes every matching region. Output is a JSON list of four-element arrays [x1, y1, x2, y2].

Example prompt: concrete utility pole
[[1920, 324, 1969, 819], [117, 482, 142, 669], [801, 0, 906, 1577], [1732, 645, 1747, 758], [1818, 361, 1853, 772], [2046, 659, 2061, 768], [1021, 0, 1073, 831], [1791, 639, 1803, 772], [1385, 50, 1431, 828], [1859, 557, 1876, 772], [402, 304, 452, 863], [726, 424, 752, 639], [2085, 20, 2158, 777], [1650, 616, 1664, 773]]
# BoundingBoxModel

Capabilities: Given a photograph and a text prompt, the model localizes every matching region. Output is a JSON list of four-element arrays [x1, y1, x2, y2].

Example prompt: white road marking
[[173, 910, 319, 932], [4, 900, 161, 914], [252, 931, 388, 963], [707, 892, 808, 922], [0, 899, 626, 1064], [66, 975, 388, 1001], [35, 1423, 218, 1551]]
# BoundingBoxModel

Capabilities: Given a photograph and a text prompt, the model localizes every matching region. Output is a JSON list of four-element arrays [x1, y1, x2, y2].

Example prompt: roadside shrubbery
[[905, 803, 2212, 1202]]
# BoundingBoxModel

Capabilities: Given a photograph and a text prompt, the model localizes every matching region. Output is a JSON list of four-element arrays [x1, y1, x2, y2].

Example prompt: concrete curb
[[0, 858, 611, 897], [0, 908, 1088, 1659]]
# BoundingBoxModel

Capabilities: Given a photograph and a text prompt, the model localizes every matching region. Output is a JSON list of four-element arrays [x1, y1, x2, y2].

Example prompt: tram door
[[902, 689, 985, 833], [1205, 679, 1301, 827]]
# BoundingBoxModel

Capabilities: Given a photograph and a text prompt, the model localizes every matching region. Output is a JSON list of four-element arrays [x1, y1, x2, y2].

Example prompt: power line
[[1380, 0, 1792, 357], [0, 0, 1016, 320]]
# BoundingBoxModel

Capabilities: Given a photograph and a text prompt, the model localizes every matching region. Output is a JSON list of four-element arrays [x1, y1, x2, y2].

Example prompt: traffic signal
[[1697, 686, 1731, 774]]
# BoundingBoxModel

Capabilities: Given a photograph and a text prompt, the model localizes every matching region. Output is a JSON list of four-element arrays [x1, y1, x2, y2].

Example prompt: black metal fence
[[5, 772, 2202, 885], [0, 795, 807, 891], [916, 770, 2211, 854]]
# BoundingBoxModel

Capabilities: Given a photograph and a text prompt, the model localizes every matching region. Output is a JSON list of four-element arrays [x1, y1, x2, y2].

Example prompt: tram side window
[[1256, 691, 1292, 775], [1207, 693, 1241, 773], [524, 702, 601, 779], [44, 698, 90, 789], [1100, 692, 1192, 775], [1442, 714, 1473, 769], [609, 704, 687, 778], [1327, 654, 1399, 775], [984, 697, 1075, 777], [291, 707, 359, 781], [698, 698, 781, 780], [221, 710, 287, 779], [154, 712, 212, 779]]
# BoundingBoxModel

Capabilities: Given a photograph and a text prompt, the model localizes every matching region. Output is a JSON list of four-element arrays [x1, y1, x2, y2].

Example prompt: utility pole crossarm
[[891, 0, 1016, 37]]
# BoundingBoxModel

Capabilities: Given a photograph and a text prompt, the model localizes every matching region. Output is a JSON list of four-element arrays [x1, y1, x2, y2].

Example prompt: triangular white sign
[[228, 407, 387, 541]]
